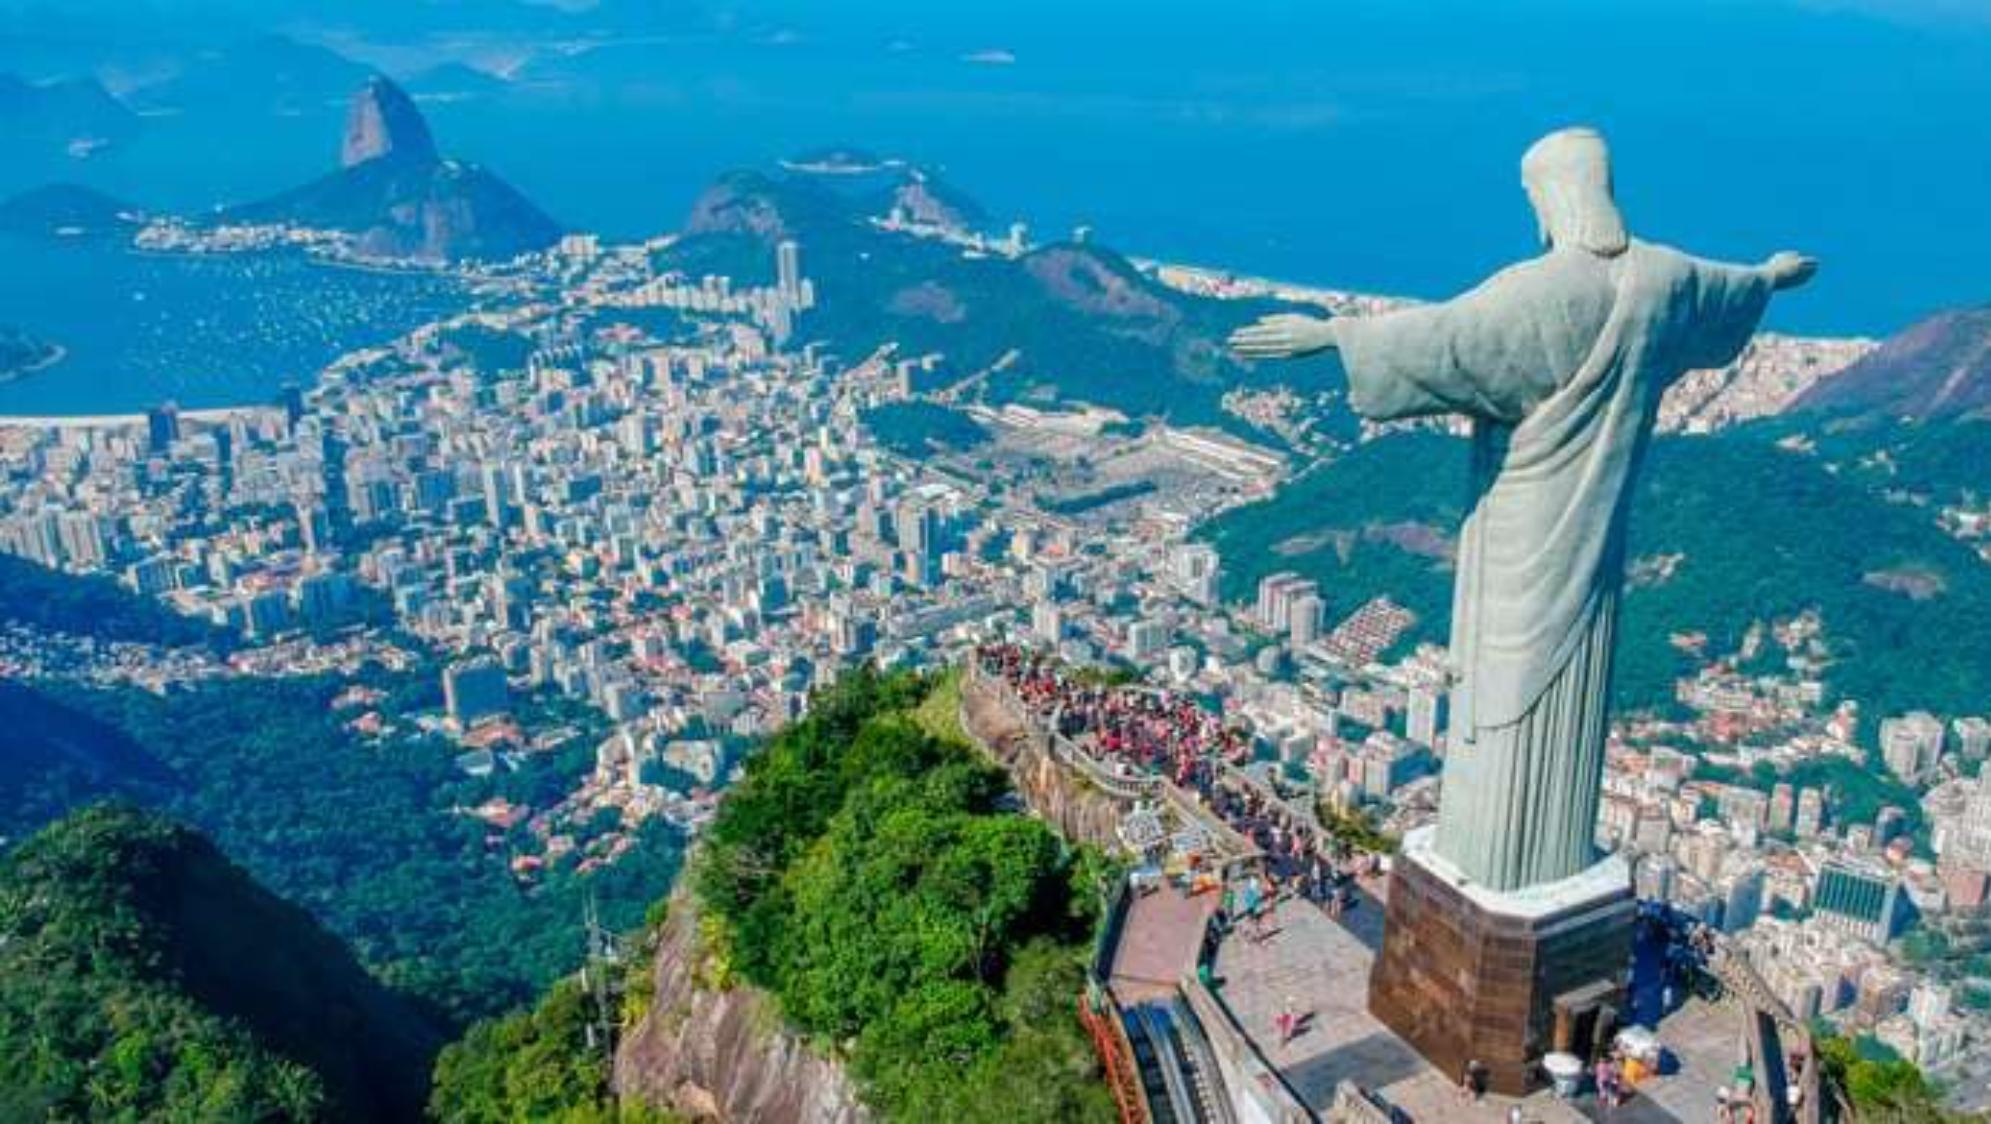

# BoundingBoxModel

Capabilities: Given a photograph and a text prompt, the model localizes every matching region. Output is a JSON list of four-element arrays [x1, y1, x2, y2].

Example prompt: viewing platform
[[962, 650, 1826, 1123]]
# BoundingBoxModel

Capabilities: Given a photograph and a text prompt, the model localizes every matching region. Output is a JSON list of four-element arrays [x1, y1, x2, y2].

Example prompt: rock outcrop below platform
[[614, 895, 868, 1124]]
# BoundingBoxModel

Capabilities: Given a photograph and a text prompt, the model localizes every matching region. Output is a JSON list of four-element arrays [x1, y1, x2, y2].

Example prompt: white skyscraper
[[1407, 685, 1444, 749], [1288, 592, 1324, 647], [776, 239, 803, 306], [1032, 600, 1064, 645], [1880, 712, 1945, 783]]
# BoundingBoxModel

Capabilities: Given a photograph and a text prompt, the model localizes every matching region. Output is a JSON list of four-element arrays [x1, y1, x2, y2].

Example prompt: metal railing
[[968, 658, 1260, 866], [1703, 936, 1849, 1124], [1082, 980, 1155, 1124], [1178, 970, 1317, 1124]]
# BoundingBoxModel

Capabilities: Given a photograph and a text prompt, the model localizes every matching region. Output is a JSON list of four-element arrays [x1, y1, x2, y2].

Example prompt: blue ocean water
[[0, 237, 466, 414], [3, 0, 1987, 410], [429, 0, 1991, 338]]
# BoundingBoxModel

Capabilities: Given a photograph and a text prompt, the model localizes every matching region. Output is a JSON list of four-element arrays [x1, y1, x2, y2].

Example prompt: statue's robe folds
[[1335, 240, 1773, 893]]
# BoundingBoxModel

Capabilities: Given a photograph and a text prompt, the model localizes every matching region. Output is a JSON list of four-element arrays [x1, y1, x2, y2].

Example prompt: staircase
[[1703, 936, 1846, 1124]]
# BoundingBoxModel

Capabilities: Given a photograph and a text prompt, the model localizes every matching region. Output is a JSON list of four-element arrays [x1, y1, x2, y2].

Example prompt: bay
[[0, 235, 468, 416]]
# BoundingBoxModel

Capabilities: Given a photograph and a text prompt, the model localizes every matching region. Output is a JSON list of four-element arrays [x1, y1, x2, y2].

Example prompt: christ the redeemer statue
[[1231, 127, 1815, 893]]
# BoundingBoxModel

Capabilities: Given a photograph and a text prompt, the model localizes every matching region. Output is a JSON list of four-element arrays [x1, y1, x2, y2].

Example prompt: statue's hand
[[1764, 251, 1818, 291], [1228, 313, 1337, 360]]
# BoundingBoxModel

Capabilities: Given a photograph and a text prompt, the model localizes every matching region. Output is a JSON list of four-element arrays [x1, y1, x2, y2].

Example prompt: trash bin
[[1543, 1052, 1583, 1098]]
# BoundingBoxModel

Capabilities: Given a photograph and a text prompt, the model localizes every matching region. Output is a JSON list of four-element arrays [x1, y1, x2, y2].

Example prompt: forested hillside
[[428, 667, 1115, 1123], [1196, 427, 1991, 732], [0, 805, 443, 1122], [691, 666, 1117, 1123], [3, 671, 682, 1027]]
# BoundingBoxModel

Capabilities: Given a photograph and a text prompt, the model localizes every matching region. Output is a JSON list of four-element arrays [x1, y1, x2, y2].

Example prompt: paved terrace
[[969, 654, 1753, 1122], [1110, 884, 1218, 1005], [1209, 888, 1748, 1123]]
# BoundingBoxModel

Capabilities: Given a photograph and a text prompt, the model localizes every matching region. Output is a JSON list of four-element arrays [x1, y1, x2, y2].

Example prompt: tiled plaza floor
[[1210, 893, 1737, 1122], [1109, 884, 1218, 1004]]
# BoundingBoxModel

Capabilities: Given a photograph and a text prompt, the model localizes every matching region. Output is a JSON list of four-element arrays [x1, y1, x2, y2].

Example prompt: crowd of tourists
[[975, 643, 1371, 914], [976, 642, 1249, 775]]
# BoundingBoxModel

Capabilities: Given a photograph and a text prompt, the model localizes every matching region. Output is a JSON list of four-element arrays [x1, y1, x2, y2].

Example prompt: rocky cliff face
[[958, 673, 1126, 851], [1024, 245, 1180, 335], [683, 170, 849, 243], [888, 173, 984, 232], [614, 895, 869, 1124], [340, 75, 436, 169]]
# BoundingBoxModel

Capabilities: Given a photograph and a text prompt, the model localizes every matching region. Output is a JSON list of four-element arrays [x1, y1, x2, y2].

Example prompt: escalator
[[1123, 1003, 1183, 1124], [1121, 1000, 1229, 1124]]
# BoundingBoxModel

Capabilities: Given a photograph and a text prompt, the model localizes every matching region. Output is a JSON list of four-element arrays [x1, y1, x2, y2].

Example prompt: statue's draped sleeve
[[1673, 257, 1775, 373], [1334, 259, 1582, 424]]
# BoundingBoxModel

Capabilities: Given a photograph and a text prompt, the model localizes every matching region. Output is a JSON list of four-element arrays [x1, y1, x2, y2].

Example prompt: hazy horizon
[[5, 0, 1990, 336]]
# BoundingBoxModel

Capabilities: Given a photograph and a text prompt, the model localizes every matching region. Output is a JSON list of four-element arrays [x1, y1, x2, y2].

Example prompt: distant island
[[0, 325, 61, 382], [778, 146, 905, 175]]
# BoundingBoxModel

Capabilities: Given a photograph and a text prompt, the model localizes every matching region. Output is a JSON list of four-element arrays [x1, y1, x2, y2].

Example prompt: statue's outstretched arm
[[1229, 257, 1564, 423], [1761, 251, 1818, 292], [1674, 250, 1818, 372], [1228, 313, 1338, 360]]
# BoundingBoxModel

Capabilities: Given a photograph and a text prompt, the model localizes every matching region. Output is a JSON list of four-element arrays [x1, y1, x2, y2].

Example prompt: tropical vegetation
[[0, 805, 442, 1121], [693, 666, 1117, 1123]]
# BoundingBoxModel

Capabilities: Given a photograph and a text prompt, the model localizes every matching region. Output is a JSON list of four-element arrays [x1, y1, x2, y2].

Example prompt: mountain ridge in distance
[[129, 32, 372, 115], [1795, 304, 1991, 422], [0, 72, 138, 156], [663, 161, 1344, 440], [404, 60, 511, 101]]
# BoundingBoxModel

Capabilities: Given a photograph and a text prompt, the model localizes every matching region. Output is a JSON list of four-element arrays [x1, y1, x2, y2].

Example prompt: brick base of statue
[[1366, 827, 1635, 1096]]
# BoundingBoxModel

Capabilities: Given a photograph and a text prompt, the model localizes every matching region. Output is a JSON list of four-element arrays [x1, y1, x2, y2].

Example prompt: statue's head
[[1521, 127, 1629, 258]]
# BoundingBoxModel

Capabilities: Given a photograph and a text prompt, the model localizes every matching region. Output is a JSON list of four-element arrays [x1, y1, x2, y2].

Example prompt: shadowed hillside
[[0, 682, 180, 843], [0, 805, 445, 1121]]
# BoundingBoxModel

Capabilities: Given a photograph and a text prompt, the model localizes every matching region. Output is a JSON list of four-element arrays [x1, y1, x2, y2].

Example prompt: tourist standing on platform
[[1274, 997, 1297, 1046], [1241, 876, 1263, 942]]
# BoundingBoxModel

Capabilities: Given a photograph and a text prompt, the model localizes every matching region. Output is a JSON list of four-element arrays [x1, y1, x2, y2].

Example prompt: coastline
[[0, 237, 1870, 429], [0, 403, 280, 430], [129, 242, 479, 281]]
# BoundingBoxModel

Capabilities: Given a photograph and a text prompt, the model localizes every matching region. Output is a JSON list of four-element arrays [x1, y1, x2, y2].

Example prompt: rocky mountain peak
[[340, 75, 436, 170], [235, 73, 560, 263]]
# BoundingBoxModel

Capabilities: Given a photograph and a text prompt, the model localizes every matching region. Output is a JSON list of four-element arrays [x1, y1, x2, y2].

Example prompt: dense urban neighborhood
[[4, 180, 1989, 1119]]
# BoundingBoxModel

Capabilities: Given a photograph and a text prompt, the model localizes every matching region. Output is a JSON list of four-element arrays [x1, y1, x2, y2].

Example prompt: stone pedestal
[[1367, 828, 1634, 1096]]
